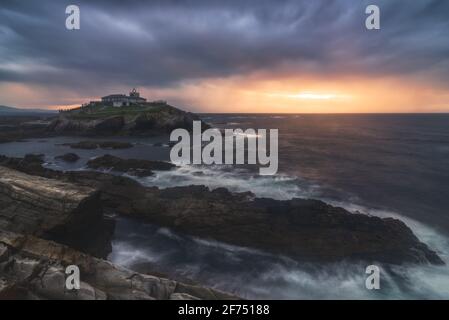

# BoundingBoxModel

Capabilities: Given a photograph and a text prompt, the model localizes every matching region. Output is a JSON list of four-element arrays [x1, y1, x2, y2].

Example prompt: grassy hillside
[[61, 102, 170, 121]]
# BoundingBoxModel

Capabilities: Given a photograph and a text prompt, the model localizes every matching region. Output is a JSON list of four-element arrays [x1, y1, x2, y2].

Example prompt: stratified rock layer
[[0, 166, 113, 258], [0, 230, 237, 300]]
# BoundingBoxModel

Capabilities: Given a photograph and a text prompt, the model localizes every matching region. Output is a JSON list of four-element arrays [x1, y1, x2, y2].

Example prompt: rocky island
[[47, 101, 204, 136], [0, 91, 206, 143]]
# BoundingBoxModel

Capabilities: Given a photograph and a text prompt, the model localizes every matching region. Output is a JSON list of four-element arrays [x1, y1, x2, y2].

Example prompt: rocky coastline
[[0, 229, 237, 300], [0, 103, 208, 144], [0, 106, 446, 299], [0, 155, 443, 266]]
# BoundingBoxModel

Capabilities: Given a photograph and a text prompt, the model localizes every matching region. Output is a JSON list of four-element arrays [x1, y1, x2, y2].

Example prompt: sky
[[0, 0, 449, 113]]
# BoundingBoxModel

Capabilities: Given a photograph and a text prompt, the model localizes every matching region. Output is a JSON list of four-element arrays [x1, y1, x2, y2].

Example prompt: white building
[[101, 88, 147, 107]]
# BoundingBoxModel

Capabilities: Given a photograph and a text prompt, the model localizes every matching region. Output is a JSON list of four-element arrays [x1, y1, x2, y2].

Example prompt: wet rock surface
[[0, 166, 113, 258], [0, 155, 443, 266], [110, 185, 445, 265], [0, 230, 237, 300], [55, 153, 80, 163]]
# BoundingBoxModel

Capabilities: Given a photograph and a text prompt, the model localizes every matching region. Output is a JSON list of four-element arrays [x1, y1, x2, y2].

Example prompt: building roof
[[102, 94, 127, 99]]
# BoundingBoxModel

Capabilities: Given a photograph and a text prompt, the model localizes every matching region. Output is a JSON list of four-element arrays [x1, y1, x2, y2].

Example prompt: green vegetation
[[61, 103, 168, 120]]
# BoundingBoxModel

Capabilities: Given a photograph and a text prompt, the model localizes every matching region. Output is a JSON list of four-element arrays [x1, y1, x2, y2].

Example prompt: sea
[[1, 113, 449, 299]]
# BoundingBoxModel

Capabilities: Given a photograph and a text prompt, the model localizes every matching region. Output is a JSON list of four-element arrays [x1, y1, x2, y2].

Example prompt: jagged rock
[[108, 185, 444, 265], [93, 116, 125, 134], [0, 230, 238, 300], [55, 153, 80, 163], [0, 166, 114, 258], [87, 155, 175, 177], [1, 156, 443, 266]]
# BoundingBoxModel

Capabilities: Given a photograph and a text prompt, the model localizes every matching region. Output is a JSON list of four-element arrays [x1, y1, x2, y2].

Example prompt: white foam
[[140, 164, 321, 200], [128, 164, 449, 299]]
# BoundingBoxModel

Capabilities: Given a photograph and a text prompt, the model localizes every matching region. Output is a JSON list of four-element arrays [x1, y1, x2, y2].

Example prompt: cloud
[[0, 0, 448, 108]]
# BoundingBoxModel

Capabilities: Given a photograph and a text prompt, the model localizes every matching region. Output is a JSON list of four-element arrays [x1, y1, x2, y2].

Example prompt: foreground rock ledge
[[0, 156, 444, 265], [0, 230, 237, 300], [0, 166, 113, 258]]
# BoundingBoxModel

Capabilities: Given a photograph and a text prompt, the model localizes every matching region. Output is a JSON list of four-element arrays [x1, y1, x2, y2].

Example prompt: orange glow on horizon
[[141, 73, 449, 113], [2, 73, 449, 113]]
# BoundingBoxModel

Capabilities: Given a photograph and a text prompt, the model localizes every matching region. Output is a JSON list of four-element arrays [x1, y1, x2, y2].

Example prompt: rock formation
[[0, 166, 113, 258], [0, 155, 443, 266], [47, 104, 206, 136], [55, 153, 80, 163], [0, 230, 237, 300], [105, 185, 445, 265]]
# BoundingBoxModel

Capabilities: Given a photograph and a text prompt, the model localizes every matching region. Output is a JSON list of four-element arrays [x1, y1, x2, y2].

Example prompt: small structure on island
[[101, 88, 147, 107]]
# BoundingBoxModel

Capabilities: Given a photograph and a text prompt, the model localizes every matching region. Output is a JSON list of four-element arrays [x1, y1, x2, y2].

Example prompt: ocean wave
[[110, 214, 449, 299], [42, 151, 449, 299], [138, 164, 322, 200], [123, 164, 449, 299]]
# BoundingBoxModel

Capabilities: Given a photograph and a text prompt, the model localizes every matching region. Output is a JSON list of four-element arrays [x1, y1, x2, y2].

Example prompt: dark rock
[[93, 116, 124, 133], [87, 155, 175, 177], [0, 230, 238, 300], [0, 166, 113, 258], [55, 153, 80, 163], [0, 155, 444, 265]]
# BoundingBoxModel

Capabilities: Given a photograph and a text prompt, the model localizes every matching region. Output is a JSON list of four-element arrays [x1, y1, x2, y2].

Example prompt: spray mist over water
[[109, 164, 449, 299]]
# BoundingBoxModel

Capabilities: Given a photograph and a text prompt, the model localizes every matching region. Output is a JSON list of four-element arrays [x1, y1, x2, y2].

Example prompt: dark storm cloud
[[0, 0, 448, 92]]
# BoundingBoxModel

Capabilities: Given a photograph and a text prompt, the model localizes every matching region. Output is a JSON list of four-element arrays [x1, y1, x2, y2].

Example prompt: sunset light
[[1, 0, 449, 303], [268, 92, 349, 100]]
